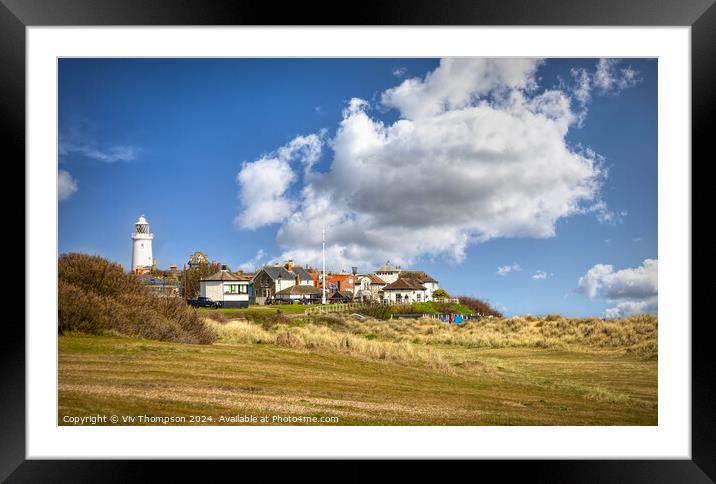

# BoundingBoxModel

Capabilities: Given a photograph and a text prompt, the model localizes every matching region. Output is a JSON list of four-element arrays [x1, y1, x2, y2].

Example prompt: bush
[[454, 296, 503, 317], [58, 253, 217, 344]]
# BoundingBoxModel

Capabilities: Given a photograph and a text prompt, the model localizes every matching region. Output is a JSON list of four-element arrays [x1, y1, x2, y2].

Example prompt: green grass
[[59, 333, 657, 426], [199, 304, 310, 316]]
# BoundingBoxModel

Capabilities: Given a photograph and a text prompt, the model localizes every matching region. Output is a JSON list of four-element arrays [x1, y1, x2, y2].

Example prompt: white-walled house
[[200, 266, 252, 308], [374, 261, 402, 284], [381, 277, 429, 303]]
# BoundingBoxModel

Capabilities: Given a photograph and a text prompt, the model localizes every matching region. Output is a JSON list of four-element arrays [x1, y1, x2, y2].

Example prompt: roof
[[292, 266, 313, 281], [257, 265, 313, 282], [376, 261, 400, 272], [382, 277, 427, 291], [275, 285, 324, 296], [400, 271, 438, 283], [201, 270, 244, 282], [137, 275, 180, 287], [367, 274, 386, 284], [329, 290, 353, 299]]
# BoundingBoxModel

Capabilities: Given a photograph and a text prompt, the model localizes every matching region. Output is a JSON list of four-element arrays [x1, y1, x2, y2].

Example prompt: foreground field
[[59, 315, 657, 425]]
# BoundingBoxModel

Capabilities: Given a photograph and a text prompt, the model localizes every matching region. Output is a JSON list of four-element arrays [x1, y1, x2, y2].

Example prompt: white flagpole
[[322, 225, 326, 304]]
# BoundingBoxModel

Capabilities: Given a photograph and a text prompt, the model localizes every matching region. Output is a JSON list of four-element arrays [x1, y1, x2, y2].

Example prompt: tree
[[182, 262, 222, 299], [455, 296, 503, 317], [432, 288, 449, 300]]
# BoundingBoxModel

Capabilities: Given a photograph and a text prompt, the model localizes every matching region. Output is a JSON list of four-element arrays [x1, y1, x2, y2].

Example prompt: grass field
[[199, 304, 309, 315], [59, 314, 657, 425]]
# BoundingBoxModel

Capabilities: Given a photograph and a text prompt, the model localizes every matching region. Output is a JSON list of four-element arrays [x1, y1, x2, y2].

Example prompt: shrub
[[58, 253, 217, 344], [454, 296, 503, 317]]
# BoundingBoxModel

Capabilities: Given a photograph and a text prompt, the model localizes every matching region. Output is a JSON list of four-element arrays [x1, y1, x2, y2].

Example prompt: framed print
[[5, 0, 710, 480]]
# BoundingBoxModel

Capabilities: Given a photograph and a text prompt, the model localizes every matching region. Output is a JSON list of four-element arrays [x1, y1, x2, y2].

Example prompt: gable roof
[[376, 261, 400, 272], [329, 290, 353, 299], [367, 274, 386, 284], [258, 266, 295, 281], [257, 265, 313, 282], [400, 271, 438, 283], [383, 277, 427, 291], [275, 284, 324, 296], [291, 266, 312, 281], [202, 270, 244, 282]]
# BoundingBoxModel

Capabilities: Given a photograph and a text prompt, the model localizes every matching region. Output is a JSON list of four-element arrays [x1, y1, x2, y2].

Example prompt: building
[[355, 274, 386, 302], [131, 215, 154, 274], [200, 265, 253, 308], [328, 290, 352, 303], [355, 264, 440, 303], [382, 277, 428, 303], [188, 251, 209, 267], [400, 271, 440, 301], [374, 261, 402, 284], [274, 284, 324, 304], [251, 260, 314, 304], [136, 274, 181, 297]]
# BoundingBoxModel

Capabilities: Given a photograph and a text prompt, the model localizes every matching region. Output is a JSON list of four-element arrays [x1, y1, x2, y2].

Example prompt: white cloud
[[594, 59, 642, 93], [235, 58, 624, 270], [532, 270, 551, 280], [235, 133, 323, 230], [237, 249, 269, 272], [382, 58, 540, 120], [577, 259, 657, 317], [497, 263, 521, 276], [392, 66, 408, 78], [564, 59, 641, 127], [58, 170, 78, 201], [60, 142, 140, 163]]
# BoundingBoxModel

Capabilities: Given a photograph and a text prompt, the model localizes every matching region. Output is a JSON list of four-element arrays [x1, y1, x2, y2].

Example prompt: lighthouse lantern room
[[131, 214, 154, 273]]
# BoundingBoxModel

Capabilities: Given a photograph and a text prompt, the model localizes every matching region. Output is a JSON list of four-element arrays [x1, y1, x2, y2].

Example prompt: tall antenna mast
[[322, 225, 326, 304]]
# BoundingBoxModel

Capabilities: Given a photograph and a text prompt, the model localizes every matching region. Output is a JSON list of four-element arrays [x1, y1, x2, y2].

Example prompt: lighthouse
[[131, 214, 154, 273]]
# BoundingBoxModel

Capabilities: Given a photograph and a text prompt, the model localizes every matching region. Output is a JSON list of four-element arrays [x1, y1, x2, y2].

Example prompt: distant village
[[131, 215, 443, 308]]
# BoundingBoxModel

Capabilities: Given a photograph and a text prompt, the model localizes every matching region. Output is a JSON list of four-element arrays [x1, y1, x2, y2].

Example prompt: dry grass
[[59, 334, 658, 425], [208, 320, 452, 373], [282, 313, 658, 358]]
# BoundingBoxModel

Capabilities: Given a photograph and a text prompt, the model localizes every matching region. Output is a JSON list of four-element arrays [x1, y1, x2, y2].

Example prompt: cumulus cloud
[[532, 270, 551, 280], [237, 249, 269, 272], [58, 170, 78, 201], [577, 259, 657, 317], [235, 133, 323, 230], [235, 58, 622, 270], [497, 263, 522, 276]]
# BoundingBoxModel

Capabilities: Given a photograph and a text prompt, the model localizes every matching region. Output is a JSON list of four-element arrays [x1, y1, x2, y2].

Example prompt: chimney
[[221, 264, 228, 271], [285, 259, 294, 272]]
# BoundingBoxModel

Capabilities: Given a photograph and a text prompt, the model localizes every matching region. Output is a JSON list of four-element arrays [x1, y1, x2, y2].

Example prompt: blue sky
[[58, 58, 657, 317]]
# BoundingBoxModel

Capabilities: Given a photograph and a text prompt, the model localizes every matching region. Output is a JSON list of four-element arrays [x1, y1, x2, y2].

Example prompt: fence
[[304, 301, 415, 315]]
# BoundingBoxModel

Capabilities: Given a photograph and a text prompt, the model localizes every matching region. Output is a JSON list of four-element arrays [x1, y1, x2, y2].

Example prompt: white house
[[374, 261, 402, 284], [381, 277, 429, 304], [400, 271, 439, 301], [200, 266, 252, 308]]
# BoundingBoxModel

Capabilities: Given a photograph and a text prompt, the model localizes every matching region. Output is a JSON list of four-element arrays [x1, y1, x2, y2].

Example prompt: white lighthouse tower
[[131, 214, 154, 273]]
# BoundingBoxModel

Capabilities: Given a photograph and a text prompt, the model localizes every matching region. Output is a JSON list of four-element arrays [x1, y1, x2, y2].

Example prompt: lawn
[[58, 333, 657, 426]]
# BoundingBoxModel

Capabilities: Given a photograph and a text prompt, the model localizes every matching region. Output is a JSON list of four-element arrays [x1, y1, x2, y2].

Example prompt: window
[[225, 284, 239, 294]]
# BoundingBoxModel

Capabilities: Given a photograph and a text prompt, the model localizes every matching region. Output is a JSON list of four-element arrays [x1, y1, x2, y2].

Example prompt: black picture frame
[[4, 0, 708, 480]]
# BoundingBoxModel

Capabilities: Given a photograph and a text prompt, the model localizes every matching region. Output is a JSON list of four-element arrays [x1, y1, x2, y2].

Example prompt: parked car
[[187, 296, 221, 309]]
